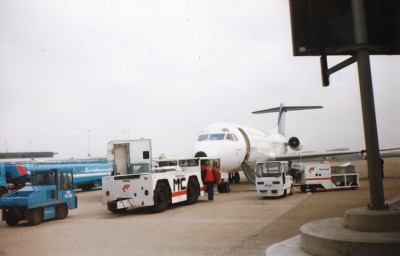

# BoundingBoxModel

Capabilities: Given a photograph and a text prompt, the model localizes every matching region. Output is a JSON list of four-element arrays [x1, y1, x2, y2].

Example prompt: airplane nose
[[194, 151, 207, 157]]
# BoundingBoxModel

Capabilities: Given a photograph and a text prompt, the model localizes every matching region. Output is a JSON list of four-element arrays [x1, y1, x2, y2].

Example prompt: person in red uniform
[[203, 161, 214, 201]]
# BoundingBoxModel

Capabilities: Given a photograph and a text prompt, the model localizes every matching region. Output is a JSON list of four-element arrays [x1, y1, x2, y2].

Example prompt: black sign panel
[[289, 0, 400, 56]]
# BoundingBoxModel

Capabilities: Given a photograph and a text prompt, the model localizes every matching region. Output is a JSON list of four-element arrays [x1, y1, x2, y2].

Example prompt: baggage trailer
[[292, 162, 359, 193], [0, 168, 77, 226], [255, 161, 294, 198]]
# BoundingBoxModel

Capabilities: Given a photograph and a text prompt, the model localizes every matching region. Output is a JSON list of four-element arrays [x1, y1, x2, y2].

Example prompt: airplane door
[[238, 128, 250, 162]]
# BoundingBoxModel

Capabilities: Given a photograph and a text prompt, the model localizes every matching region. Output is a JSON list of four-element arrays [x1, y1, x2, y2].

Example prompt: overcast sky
[[1, 0, 399, 159]]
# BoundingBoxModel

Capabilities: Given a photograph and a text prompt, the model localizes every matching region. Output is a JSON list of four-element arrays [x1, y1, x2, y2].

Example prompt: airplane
[[193, 103, 399, 192]]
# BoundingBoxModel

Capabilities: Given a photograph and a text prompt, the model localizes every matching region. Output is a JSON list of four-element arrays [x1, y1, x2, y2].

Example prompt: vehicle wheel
[[222, 182, 230, 193], [186, 178, 199, 205], [283, 188, 287, 197], [5, 210, 19, 226], [110, 208, 128, 214], [153, 182, 169, 213], [300, 185, 307, 193], [233, 172, 240, 183], [310, 186, 317, 193], [27, 208, 43, 226], [56, 204, 69, 219], [217, 183, 224, 193], [80, 185, 93, 191]]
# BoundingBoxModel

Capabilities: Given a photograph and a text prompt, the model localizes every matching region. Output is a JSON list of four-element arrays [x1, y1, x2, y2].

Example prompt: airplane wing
[[274, 148, 400, 162]]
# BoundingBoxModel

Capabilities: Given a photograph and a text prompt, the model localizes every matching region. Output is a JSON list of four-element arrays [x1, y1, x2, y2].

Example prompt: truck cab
[[0, 169, 77, 226], [255, 161, 294, 198]]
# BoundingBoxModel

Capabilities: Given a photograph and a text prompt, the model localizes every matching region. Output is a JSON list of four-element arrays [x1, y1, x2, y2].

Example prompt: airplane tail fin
[[252, 103, 322, 136]]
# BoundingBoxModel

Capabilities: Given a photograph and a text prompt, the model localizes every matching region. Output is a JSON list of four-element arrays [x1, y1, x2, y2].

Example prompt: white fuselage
[[193, 122, 287, 174]]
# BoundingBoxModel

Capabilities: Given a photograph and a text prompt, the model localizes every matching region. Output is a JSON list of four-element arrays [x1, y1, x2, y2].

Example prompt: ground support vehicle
[[103, 158, 220, 213], [291, 162, 359, 192], [0, 169, 77, 226], [255, 161, 294, 198]]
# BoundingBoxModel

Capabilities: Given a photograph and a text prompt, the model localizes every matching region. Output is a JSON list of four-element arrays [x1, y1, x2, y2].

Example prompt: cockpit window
[[209, 134, 225, 140], [198, 133, 238, 141], [256, 163, 281, 178], [233, 133, 238, 141], [198, 134, 209, 141], [226, 133, 237, 141]]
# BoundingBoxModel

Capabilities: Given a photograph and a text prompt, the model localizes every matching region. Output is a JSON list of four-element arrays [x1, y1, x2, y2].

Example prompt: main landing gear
[[217, 172, 240, 193]]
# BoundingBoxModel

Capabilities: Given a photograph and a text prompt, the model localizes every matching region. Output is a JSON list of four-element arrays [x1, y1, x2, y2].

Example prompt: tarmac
[[0, 158, 399, 256]]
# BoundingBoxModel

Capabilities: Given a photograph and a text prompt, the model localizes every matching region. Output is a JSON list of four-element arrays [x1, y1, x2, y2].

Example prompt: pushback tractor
[[0, 168, 77, 226], [102, 158, 220, 213], [103, 139, 220, 213]]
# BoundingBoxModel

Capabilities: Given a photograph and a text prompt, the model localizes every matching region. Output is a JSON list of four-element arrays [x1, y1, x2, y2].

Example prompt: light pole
[[4, 138, 8, 152], [87, 130, 91, 157]]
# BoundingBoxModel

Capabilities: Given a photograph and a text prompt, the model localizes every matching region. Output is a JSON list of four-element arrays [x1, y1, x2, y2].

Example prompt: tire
[[80, 185, 93, 191], [186, 178, 199, 205], [5, 210, 19, 226], [27, 208, 43, 226], [310, 185, 317, 193], [217, 183, 224, 193], [153, 182, 170, 213], [233, 172, 240, 183], [282, 188, 287, 198], [222, 182, 230, 193], [110, 208, 128, 214], [300, 185, 307, 193], [56, 204, 69, 219]]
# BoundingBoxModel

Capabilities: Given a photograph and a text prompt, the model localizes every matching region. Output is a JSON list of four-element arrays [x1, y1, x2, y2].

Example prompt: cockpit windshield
[[209, 134, 225, 140], [197, 133, 238, 141], [256, 163, 281, 178], [198, 134, 209, 141]]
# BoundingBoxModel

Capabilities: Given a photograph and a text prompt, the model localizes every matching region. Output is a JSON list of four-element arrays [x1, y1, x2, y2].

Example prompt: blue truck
[[0, 168, 77, 226]]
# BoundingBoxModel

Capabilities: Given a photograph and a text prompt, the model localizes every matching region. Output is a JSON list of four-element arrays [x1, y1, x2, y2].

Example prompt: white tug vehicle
[[255, 161, 294, 198], [102, 139, 220, 213]]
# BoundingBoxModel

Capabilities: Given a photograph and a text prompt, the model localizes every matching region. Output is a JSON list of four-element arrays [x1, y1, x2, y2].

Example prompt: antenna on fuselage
[[252, 103, 322, 136]]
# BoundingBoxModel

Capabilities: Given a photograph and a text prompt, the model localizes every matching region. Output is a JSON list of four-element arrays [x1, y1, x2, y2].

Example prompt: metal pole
[[352, 0, 386, 209], [87, 129, 91, 157]]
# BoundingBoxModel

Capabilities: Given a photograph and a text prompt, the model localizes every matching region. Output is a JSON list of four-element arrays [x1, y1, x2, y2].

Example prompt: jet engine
[[288, 137, 303, 151]]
